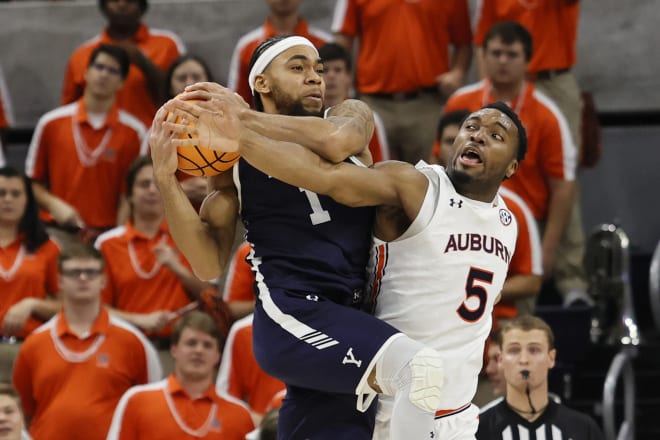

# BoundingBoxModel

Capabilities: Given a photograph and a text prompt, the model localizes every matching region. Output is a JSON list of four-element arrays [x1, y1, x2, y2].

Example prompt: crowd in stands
[[0, 0, 603, 438]]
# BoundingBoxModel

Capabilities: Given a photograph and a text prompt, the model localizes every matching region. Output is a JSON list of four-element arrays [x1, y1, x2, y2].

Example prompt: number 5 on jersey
[[457, 267, 493, 322]]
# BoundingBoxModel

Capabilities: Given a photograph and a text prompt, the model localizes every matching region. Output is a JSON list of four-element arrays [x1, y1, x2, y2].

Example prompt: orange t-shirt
[[13, 309, 161, 440], [495, 188, 543, 320], [61, 24, 185, 126], [222, 242, 256, 304], [473, 0, 579, 73], [216, 314, 285, 415], [227, 18, 331, 107], [25, 99, 147, 229], [0, 237, 60, 338], [370, 111, 390, 163], [444, 80, 577, 219], [95, 221, 195, 337], [107, 374, 255, 440], [332, 0, 472, 93]]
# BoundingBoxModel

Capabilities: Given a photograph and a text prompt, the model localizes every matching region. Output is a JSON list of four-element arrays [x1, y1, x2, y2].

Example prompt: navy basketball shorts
[[252, 287, 401, 439]]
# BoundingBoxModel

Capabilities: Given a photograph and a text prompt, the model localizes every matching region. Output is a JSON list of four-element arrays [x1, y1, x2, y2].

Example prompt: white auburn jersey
[[367, 163, 518, 410]]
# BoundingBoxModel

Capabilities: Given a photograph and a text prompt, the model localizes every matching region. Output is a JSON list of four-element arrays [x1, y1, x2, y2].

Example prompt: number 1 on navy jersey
[[299, 188, 331, 225]]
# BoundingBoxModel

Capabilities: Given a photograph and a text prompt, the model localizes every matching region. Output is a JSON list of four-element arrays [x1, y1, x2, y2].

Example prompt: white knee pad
[[408, 347, 444, 413]]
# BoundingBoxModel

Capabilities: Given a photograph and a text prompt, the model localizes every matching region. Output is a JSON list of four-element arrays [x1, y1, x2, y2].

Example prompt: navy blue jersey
[[236, 157, 374, 304]]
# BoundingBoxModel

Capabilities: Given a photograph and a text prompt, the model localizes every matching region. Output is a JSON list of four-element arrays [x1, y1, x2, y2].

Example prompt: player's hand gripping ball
[[172, 99, 240, 177]]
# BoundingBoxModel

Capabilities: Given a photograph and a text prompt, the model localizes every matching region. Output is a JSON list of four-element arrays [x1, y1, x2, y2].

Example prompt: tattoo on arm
[[327, 99, 375, 147]]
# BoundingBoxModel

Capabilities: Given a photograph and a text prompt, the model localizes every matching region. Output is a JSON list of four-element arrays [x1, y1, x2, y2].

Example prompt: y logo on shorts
[[342, 347, 362, 368]]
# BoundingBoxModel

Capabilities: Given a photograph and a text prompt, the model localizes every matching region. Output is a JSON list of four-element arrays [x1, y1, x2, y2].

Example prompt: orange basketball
[[172, 99, 240, 177]]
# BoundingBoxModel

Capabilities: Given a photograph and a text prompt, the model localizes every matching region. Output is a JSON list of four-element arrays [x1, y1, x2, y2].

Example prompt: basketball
[[172, 100, 240, 177]]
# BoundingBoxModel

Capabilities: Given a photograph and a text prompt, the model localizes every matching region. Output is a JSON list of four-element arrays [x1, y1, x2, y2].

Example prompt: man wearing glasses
[[26, 44, 148, 245], [12, 242, 161, 440]]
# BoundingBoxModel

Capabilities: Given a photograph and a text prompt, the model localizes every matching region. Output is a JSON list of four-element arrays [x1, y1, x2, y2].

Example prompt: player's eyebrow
[[286, 54, 322, 65]]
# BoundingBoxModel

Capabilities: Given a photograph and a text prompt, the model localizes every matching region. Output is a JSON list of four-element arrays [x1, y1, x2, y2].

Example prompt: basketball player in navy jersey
[[162, 73, 530, 438], [151, 36, 447, 439], [476, 315, 604, 439]]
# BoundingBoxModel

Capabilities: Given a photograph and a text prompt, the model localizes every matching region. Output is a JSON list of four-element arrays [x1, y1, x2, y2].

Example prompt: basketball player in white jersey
[[163, 91, 527, 438]]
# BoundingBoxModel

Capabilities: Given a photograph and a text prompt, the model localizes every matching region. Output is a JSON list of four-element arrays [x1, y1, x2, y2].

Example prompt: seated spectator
[[61, 0, 185, 126], [26, 44, 147, 245], [0, 167, 60, 383], [221, 241, 256, 320], [0, 384, 30, 440], [164, 54, 215, 208], [227, 0, 330, 106], [317, 43, 390, 163], [107, 311, 255, 440], [216, 313, 285, 423], [12, 241, 161, 440], [476, 315, 604, 439], [94, 157, 210, 360]]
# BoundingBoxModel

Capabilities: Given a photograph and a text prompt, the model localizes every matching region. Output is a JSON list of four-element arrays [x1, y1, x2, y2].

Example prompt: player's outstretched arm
[[179, 83, 374, 163], [239, 127, 428, 218], [150, 107, 238, 281]]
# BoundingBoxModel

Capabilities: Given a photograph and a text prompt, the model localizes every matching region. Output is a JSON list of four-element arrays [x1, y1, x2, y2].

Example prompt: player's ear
[[254, 74, 270, 94], [504, 159, 518, 180]]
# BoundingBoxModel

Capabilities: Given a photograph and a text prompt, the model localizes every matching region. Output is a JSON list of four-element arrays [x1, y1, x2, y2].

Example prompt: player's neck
[[132, 213, 164, 239], [490, 80, 524, 103], [267, 14, 300, 35], [83, 92, 115, 115], [63, 300, 101, 337], [506, 385, 550, 421], [175, 372, 213, 399], [0, 225, 19, 248]]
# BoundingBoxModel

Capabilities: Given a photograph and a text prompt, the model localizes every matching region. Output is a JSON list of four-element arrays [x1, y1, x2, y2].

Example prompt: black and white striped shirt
[[476, 400, 604, 440]]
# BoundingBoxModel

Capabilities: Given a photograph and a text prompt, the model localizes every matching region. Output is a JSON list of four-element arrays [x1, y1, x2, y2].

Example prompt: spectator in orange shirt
[[216, 313, 285, 423], [164, 55, 215, 209], [0, 167, 61, 384], [0, 385, 28, 440], [0, 64, 13, 160], [221, 241, 257, 320], [332, 0, 473, 164], [12, 241, 162, 440], [473, 0, 588, 305], [107, 311, 255, 440], [95, 156, 210, 342], [27, 44, 147, 244], [227, 0, 331, 107], [318, 43, 390, 163], [444, 22, 577, 300], [61, 0, 185, 126], [431, 110, 543, 320]]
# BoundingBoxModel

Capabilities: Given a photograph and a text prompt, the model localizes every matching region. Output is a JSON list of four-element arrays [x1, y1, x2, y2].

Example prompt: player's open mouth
[[459, 147, 483, 166]]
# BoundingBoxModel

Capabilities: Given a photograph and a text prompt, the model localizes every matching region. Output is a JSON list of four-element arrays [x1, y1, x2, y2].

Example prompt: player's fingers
[[184, 81, 226, 94], [162, 120, 195, 135], [164, 99, 198, 119]]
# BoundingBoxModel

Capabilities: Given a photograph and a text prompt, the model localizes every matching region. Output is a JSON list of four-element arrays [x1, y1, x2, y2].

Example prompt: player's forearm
[[542, 179, 576, 254], [238, 99, 373, 163], [154, 173, 224, 281], [501, 274, 542, 301], [239, 129, 404, 208]]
